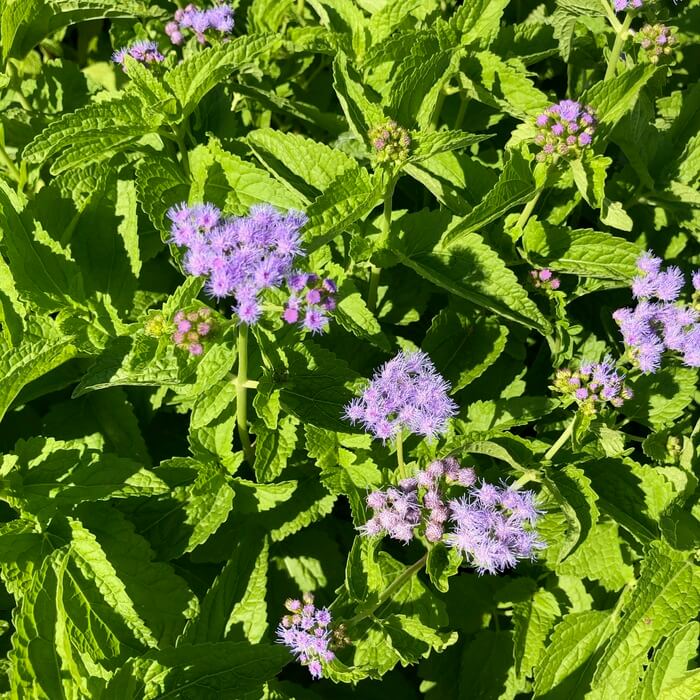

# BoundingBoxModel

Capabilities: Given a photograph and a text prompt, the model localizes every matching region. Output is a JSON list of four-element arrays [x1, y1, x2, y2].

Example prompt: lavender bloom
[[171, 307, 214, 356], [554, 356, 632, 413], [283, 273, 337, 335], [343, 351, 458, 441], [360, 484, 422, 543], [613, 0, 643, 10], [360, 458, 477, 545], [167, 202, 307, 325], [276, 594, 335, 680], [534, 100, 597, 162], [112, 41, 164, 70], [446, 481, 544, 575], [530, 268, 561, 291], [633, 24, 677, 64], [368, 120, 411, 164], [615, 251, 700, 372], [166, 3, 234, 46]]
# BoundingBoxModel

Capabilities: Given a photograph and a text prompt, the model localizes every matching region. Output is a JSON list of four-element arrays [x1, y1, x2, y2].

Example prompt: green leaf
[[247, 127, 362, 200], [408, 129, 492, 163], [582, 65, 659, 130], [523, 219, 641, 280], [589, 541, 700, 699], [103, 642, 289, 699], [22, 96, 157, 174], [423, 309, 509, 393], [389, 209, 551, 334], [1, 0, 156, 62], [451, 0, 510, 48], [0, 181, 86, 310], [443, 150, 536, 235], [1, 437, 169, 519], [458, 397, 559, 434], [533, 610, 615, 699], [333, 51, 386, 137], [332, 275, 393, 352], [557, 521, 634, 591], [304, 168, 383, 251], [512, 588, 560, 678], [135, 153, 189, 236], [189, 139, 305, 216], [0, 324, 76, 423], [622, 366, 698, 429], [268, 341, 361, 431], [637, 622, 700, 700], [426, 544, 461, 594], [76, 503, 196, 648], [136, 458, 235, 560], [166, 35, 280, 120], [181, 535, 269, 645], [389, 31, 462, 129], [584, 457, 677, 544], [253, 414, 299, 483]]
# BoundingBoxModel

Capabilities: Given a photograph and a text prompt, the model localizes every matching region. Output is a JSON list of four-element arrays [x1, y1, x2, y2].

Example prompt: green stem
[[367, 179, 395, 312], [604, 12, 633, 81], [347, 553, 428, 625], [395, 430, 404, 473], [515, 188, 542, 232], [0, 141, 20, 182], [602, 1, 623, 32], [454, 94, 468, 131], [236, 324, 255, 465], [544, 416, 576, 461], [174, 125, 191, 179], [512, 470, 540, 489]]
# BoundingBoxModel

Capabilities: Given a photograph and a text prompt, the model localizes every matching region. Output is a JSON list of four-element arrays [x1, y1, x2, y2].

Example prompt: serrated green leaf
[[589, 541, 700, 699], [523, 219, 641, 280], [512, 588, 560, 678], [166, 35, 280, 120], [423, 309, 508, 393], [533, 610, 615, 698], [253, 414, 299, 482], [181, 535, 269, 645], [389, 209, 551, 334]]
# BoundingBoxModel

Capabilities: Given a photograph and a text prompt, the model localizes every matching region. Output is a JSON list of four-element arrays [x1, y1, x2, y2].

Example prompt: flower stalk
[[605, 11, 633, 81], [236, 323, 255, 465]]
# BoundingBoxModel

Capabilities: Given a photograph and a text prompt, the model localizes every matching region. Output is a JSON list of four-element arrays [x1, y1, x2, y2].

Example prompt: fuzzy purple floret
[[167, 202, 307, 325], [343, 351, 458, 441]]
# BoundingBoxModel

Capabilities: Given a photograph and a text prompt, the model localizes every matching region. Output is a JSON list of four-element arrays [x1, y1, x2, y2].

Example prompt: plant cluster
[[0, 0, 698, 698]]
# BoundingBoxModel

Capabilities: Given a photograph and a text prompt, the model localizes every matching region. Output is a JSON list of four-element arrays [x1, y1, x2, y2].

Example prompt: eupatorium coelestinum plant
[[0, 0, 699, 696]]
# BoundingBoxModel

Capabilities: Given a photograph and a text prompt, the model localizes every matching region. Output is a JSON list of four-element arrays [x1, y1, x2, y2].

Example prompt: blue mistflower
[[167, 201, 308, 325], [446, 481, 544, 575], [276, 594, 336, 680], [344, 351, 458, 441], [112, 41, 164, 70], [614, 252, 700, 372]]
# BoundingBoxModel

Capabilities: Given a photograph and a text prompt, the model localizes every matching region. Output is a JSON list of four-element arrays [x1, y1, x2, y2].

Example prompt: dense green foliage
[[0, 0, 699, 697]]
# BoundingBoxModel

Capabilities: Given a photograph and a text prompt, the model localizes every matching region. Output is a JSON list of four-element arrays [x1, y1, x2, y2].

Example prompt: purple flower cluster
[[344, 351, 458, 441], [554, 356, 633, 414], [447, 481, 544, 575], [283, 274, 337, 335], [613, 252, 700, 372], [360, 458, 476, 544], [613, 0, 642, 10], [530, 268, 561, 291], [634, 24, 677, 64], [534, 100, 597, 161], [368, 120, 411, 163], [276, 594, 335, 680], [172, 308, 214, 356], [167, 202, 307, 325], [165, 3, 234, 45], [111, 41, 165, 70]]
